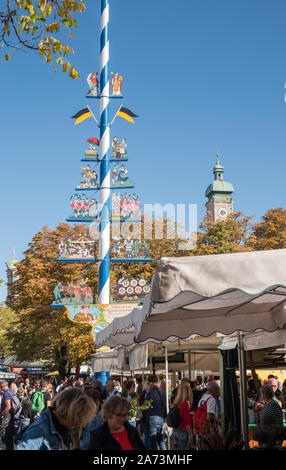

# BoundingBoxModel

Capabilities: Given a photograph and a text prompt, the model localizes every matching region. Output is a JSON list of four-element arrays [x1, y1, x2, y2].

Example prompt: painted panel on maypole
[[111, 277, 151, 304], [65, 303, 139, 344]]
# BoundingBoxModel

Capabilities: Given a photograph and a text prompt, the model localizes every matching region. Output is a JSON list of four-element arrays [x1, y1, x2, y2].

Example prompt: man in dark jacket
[[145, 375, 166, 451]]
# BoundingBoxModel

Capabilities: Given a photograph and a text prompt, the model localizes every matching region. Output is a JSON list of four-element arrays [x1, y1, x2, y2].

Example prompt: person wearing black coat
[[88, 395, 146, 451], [89, 421, 146, 451]]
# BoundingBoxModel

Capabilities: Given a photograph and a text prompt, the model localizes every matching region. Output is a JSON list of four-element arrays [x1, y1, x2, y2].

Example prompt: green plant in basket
[[128, 398, 153, 421]]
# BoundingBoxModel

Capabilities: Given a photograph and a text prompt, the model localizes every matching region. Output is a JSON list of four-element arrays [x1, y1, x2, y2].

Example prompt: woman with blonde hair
[[16, 387, 97, 450], [172, 380, 193, 450]]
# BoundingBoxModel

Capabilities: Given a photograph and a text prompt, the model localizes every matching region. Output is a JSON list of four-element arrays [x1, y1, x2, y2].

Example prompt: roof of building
[[6, 249, 18, 270], [205, 152, 234, 198], [205, 179, 234, 197]]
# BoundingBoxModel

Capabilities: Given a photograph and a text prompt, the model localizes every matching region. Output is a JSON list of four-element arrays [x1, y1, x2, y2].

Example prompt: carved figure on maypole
[[52, 279, 94, 306], [57, 235, 97, 261], [112, 136, 127, 159], [112, 136, 120, 159], [111, 164, 134, 188], [87, 72, 99, 96], [111, 193, 141, 221], [84, 137, 100, 160], [76, 165, 98, 189], [120, 137, 127, 158], [111, 72, 123, 96], [69, 194, 99, 221], [111, 238, 151, 261]]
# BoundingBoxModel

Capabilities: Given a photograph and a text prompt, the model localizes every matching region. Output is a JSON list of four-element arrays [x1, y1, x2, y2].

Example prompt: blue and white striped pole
[[98, 0, 110, 304]]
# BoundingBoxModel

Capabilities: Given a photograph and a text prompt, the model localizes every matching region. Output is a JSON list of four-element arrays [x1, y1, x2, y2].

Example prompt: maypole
[[98, 0, 110, 304], [52, 0, 152, 384]]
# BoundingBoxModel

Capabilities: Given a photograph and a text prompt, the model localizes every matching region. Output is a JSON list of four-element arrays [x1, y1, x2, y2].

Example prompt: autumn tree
[[7, 223, 97, 377], [193, 211, 254, 256], [247, 208, 286, 251], [1, 0, 86, 77]]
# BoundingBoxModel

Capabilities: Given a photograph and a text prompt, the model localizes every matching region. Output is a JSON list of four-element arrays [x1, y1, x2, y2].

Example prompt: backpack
[[193, 397, 212, 433], [31, 390, 45, 413], [166, 405, 181, 428], [11, 394, 22, 420], [154, 387, 166, 418]]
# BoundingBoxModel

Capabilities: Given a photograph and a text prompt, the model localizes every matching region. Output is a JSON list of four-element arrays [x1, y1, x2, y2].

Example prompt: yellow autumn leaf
[[62, 61, 70, 72], [69, 66, 76, 78], [46, 4, 52, 16]]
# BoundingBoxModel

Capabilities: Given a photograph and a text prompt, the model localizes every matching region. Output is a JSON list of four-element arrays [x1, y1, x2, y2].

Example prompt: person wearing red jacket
[[173, 381, 193, 450]]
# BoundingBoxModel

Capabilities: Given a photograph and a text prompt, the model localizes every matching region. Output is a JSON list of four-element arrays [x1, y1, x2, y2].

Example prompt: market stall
[[133, 249, 286, 447]]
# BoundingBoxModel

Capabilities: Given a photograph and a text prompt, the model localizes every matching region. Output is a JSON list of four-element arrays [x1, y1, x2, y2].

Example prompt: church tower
[[6, 249, 19, 300], [205, 152, 234, 222]]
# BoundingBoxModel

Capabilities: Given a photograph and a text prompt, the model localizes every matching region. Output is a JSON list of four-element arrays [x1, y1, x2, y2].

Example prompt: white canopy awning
[[91, 344, 220, 372], [218, 329, 286, 351], [95, 302, 146, 348], [128, 344, 149, 370], [91, 348, 126, 372], [134, 249, 286, 343]]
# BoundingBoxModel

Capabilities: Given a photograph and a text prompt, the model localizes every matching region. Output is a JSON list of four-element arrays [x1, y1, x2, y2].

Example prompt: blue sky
[[1, 0, 286, 301]]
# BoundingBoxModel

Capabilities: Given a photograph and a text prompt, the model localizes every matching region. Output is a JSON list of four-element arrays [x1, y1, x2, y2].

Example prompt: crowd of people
[[0, 374, 222, 451], [1, 372, 285, 451]]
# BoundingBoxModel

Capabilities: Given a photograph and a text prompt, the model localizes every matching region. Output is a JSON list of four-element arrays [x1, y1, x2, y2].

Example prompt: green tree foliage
[[193, 211, 253, 255], [1, 0, 86, 78], [0, 304, 19, 355]]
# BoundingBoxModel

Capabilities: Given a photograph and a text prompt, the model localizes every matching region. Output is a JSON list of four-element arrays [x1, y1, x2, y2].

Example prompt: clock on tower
[[217, 207, 229, 219]]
